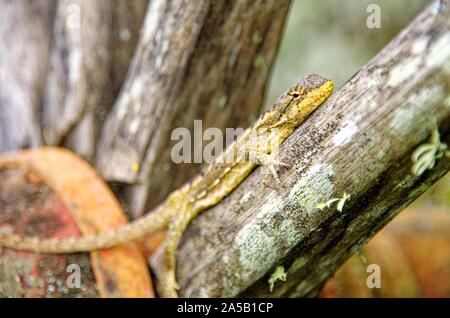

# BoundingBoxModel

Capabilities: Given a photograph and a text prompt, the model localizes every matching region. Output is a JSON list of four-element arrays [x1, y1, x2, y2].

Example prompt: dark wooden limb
[[151, 1, 450, 297]]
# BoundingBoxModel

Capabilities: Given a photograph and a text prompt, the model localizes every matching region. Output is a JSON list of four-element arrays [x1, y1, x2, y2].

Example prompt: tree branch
[[151, 1, 450, 297]]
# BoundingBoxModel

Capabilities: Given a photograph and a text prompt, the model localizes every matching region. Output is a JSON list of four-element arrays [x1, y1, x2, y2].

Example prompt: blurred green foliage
[[266, 0, 429, 106]]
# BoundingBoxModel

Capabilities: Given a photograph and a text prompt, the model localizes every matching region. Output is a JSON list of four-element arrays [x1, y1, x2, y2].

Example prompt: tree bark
[[0, 0, 56, 152], [42, 0, 147, 161], [151, 1, 450, 297], [95, 0, 291, 218]]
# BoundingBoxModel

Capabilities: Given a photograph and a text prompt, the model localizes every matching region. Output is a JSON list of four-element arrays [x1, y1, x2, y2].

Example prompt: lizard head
[[276, 74, 334, 128]]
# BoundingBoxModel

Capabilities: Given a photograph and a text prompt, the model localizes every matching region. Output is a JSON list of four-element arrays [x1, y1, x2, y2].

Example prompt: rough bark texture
[[95, 0, 291, 217], [150, 1, 450, 297], [42, 0, 147, 161], [0, 0, 56, 152]]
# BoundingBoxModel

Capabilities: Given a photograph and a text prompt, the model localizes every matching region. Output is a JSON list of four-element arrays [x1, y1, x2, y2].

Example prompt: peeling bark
[[96, 0, 291, 217], [150, 1, 450, 297]]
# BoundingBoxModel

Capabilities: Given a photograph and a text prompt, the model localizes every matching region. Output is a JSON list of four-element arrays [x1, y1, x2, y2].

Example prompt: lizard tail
[[0, 206, 171, 253]]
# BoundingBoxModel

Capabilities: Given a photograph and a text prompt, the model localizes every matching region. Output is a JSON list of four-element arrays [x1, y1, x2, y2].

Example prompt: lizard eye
[[291, 92, 301, 100]]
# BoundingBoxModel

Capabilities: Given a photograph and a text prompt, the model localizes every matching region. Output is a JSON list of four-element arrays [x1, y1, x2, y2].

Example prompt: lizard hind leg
[[156, 200, 194, 298]]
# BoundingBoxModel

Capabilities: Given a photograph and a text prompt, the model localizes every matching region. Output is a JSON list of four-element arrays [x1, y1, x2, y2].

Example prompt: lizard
[[0, 74, 334, 297]]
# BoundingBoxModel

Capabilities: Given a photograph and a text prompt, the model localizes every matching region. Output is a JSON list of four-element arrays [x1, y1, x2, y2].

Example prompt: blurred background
[[267, 0, 430, 102]]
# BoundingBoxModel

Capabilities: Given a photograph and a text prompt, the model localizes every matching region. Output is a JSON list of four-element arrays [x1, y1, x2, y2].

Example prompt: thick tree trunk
[[150, 1, 450, 297], [95, 0, 291, 217]]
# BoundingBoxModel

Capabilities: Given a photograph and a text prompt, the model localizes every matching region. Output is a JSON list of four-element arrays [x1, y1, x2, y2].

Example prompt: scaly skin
[[0, 74, 334, 297]]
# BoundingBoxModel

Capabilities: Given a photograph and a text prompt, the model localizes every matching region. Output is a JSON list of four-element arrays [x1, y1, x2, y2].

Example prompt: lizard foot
[[249, 151, 290, 184], [156, 258, 180, 298]]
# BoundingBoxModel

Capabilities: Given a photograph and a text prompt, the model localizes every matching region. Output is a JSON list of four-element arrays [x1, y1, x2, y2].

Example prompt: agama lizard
[[0, 74, 334, 297]]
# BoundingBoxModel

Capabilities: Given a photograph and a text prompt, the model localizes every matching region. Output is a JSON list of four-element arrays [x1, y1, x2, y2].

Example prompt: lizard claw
[[267, 164, 281, 184]]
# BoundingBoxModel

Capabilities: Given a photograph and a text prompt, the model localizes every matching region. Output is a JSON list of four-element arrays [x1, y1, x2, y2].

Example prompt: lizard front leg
[[245, 149, 291, 183]]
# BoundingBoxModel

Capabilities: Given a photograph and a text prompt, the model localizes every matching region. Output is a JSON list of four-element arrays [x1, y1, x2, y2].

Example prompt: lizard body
[[0, 74, 334, 297]]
